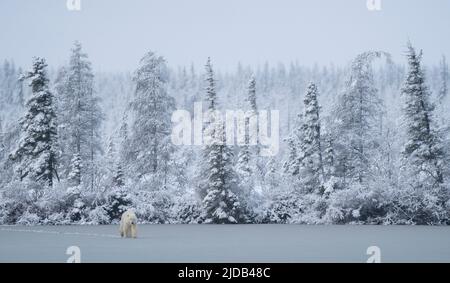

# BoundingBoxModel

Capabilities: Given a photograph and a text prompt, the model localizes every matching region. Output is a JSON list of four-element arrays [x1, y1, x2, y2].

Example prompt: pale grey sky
[[0, 0, 449, 71]]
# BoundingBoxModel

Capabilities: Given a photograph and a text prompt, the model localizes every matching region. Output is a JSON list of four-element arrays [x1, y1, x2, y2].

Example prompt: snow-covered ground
[[1, 225, 449, 262]]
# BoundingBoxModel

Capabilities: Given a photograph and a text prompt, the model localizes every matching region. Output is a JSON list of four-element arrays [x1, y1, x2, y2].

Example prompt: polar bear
[[120, 209, 138, 238]]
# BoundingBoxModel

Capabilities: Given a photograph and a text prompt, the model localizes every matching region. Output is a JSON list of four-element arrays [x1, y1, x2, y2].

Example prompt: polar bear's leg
[[125, 225, 130, 238], [131, 224, 137, 238], [119, 222, 124, 237]]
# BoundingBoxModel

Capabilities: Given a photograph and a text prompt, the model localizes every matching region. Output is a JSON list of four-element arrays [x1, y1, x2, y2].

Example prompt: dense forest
[[0, 41, 449, 225]]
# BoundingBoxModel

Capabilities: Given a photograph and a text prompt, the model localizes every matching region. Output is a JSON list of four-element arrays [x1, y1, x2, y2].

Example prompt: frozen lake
[[1, 225, 450, 262]]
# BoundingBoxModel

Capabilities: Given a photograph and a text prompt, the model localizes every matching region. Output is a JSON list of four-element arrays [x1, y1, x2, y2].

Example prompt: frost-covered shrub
[[390, 185, 449, 225], [323, 176, 342, 195], [0, 199, 28, 224], [17, 210, 40, 225], [62, 186, 88, 223], [133, 189, 174, 223], [261, 190, 299, 223], [0, 180, 44, 224], [66, 198, 87, 222], [323, 183, 392, 224], [289, 193, 327, 224], [88, 206, 110, 225], [104, 186, 132, 222], [43, 212, 67, 225], [172, 193, 201, 224]]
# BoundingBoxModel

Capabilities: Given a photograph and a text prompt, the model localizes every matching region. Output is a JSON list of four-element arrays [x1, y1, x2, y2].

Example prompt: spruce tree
[[236, 145, 251, 178], [235, 76, 260, 221], [10, 57, 57, 186], [400, 42, 448, 224], [297, 83, 325, 194], [118, 112, 130, 165], [199, 58, 243, 223], [201, 119, 242, 223], [204, 57, 216, 112], [113, 163, 125, 187], [236, 76, 258, 177], [68, 153, 82, 186], [322, 131, 336, 178], [401, 43, 445, 185], [247, 76, 258, 111], [283, 113, 302, 176]]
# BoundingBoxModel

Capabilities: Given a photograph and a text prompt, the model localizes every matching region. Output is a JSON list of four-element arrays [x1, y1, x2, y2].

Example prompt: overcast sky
[[0, 0, 449, 72]]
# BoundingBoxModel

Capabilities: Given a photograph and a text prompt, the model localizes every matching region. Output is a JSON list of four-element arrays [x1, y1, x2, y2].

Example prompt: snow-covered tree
[[10, 57, 58, 187], [283, 129, 300, 175], [297, 82, 325, 194], [113, 163, 125, 187], [236, 76, 258, 178], [399, 43, 448, 224], [322, 126, 336, 178], [236, 144, 251, 177], [104, 186, 132, 222], [68, 153, 82, 186], [201, 119, 242, 224], [204, 58, 217, 112], [127, 51, 175, 180], [247, 76, 258, 111], [235, 76, 261, 220], [117, 112, 131, 166], [199, 58, 244, 224], [401, 44, 445, 184], [55, 42, 103, 188], [332, 51, 388, 185], [283, 106, 306, 176]]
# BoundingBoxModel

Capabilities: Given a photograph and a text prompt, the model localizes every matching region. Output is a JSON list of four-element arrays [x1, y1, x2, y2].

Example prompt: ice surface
[[1, 225, 450, 263]]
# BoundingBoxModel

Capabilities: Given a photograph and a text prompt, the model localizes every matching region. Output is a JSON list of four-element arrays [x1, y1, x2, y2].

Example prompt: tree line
[[0, 41, 449, 225]]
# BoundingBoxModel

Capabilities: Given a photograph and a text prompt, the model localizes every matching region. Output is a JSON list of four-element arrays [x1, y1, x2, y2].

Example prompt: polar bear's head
[[126, 210, 137, 225]]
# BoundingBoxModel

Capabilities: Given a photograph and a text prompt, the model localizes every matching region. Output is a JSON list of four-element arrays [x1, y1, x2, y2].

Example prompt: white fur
[[119, 210, 137, 238]]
